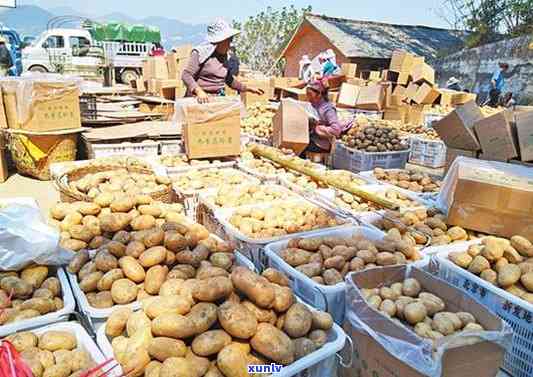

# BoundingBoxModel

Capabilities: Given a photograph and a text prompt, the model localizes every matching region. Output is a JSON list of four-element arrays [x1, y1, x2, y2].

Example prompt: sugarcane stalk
[[250, 144, 400, 210]]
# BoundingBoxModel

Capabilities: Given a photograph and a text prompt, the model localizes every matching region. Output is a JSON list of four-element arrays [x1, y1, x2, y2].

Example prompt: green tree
[[232, 5, 311, 75]]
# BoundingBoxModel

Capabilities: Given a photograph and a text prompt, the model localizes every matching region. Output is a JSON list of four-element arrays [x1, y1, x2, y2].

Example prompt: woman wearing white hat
[[182, 19, 264, 103], [446, 77, 461, 91]]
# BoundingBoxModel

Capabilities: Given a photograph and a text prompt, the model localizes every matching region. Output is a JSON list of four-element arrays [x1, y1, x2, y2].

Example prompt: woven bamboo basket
[[56, 163, 174, 203], [9, 132, 77, 181]]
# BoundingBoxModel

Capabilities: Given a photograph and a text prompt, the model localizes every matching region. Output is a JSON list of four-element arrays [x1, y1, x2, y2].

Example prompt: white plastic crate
[[432, 251, 533, 377], [85, 139, 160, 159], [159, 139, 183, 155], [0, 268, 75, 336], [409, 137, 446, 169], [96, 301, 348, 377], [355, 109, 384, 119], [265, 226, 386, 324], [333, 142, 410, 172], [68, 250, 254, 321]]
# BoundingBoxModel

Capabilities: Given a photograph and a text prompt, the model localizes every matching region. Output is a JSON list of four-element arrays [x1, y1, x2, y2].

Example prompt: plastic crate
[[265, 226, 386, 324], [409, 137, 446, 169], [333, 142, 410, 172], [159, 139, 183, 155], [84, 137, 160, 159], [431, 251, 533, 377], [79, 94, 97, 120]]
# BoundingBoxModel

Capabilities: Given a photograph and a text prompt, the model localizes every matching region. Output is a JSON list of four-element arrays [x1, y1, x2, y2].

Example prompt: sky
[[21, 0, 451, 27]]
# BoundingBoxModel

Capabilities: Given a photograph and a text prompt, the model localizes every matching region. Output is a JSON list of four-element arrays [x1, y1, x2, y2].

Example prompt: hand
[[248, 87, 265, 95], [315, 125, 333, 138], [195, 88, 209, 104]]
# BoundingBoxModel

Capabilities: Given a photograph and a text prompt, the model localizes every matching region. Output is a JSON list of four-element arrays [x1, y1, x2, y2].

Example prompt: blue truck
[[0, 24, 24, 76]]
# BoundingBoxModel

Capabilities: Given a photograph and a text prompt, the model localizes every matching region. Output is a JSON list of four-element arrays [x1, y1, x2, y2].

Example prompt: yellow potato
[[119, 256, 146, 283], [111, 279, 139, 305], [38, 331, 77, 351], [106, 307, 132, 337]]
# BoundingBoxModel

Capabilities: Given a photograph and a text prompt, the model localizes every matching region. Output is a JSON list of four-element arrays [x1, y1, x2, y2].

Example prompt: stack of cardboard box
[[141, 44, 192, 100]]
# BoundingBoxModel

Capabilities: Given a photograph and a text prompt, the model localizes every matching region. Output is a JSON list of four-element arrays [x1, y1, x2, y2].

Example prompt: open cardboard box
[[341, 265, 509, 377]]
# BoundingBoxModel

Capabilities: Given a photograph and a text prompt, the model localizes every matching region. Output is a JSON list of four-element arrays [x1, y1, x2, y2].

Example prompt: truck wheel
[[120, 69, 139, 84], [29, 65, 48, 73]]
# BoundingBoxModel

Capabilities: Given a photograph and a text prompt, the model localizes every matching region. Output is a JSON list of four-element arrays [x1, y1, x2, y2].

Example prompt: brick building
[[279, 13, 465, 77]]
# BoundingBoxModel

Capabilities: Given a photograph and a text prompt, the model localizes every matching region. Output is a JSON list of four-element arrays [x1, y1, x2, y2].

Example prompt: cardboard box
[[270, 77, 301, 89], [404, 83, 419, 103], [347, 77, 367, 87], [0, 132, 8, 182], [149, 79, 181, 99], [412, 83, 440, 105], [328, 91, 339, 103], [410, 62, 435, 85], [389, 50, 414, 73], [341, 63, 357, 78], [280, 87, 307, 101], [181, 100, 241, 159], [368, 71, 381, 81], [342, 266, 507, 377], [392, 85, 407, 102], [143, 56, 169, 81], [452, 91, 477, 106], [406, 104, 424, 125], [166, 53, 188, 79], [272, 99, 309, 155], [240, 79, 273, 106], [356, 84, 384, 111], [433, 101, 484, 150], [172, 44, 192, 59], [325, 75, 346, 90], [383, 83, 393, 109], [474, 112, 518, 162], [515, 111, 533, 161], [446, 160, 533, 240], [337, 83, 360, 108], [445, 147, 478, 173], [0, 88, 7, 129], [383, 105, 407, 122]]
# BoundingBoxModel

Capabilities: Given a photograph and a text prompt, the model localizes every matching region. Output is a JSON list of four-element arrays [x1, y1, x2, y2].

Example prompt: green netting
[[88, 22, 161, 43]]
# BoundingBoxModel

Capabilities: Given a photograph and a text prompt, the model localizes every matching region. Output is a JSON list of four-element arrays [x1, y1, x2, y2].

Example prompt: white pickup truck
[[22, 28, 152, 83]]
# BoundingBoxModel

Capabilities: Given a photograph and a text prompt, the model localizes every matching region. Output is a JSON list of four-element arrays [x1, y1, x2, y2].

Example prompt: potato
[[144, 265, 169, 295], [209, 253, 233, 271], [399, 278, 420, 297], [192, 330, 232, 357], [123, 348, 151, 377], [193, 276, 233, 302], [145, 361, 162, 377], [148, 337, 187, 362], [1, 276, 33, 299], [106, 241, 127, 258], [311, 311, 333, 331], [241, 301, 277, 324], [511, 235, 533, 257], [79, 271, 104, 293], [204, 364, 223, 377], [187, 303, 218, 334], [251, 323, 294, 365], [280, 248, 312, 267], [480, 269, 498, 285], [41, 277, 61, 297], [282, 303, 312, 338], [106, 307, 132, 337], [112, 230, 131, 245], [376, 252, 397, 266], [67, 251, 90, 274], [173, 265, 196, 280], [432, 316, 455, 336], [418, 292, 445, 316], [123, 242, 145, 260], [111, 336, 129, 364], [60, 212, 82, 232], [60, 239, 87, 252], [43, 363, 70, 377], [292, 337, 317, 360], [39, 331, 76, 351], [139, 246, 167, 268], [175, 246, 210, 268], [97, 269, 124, 291], [143, 229, 165, 249], [152, 313, 196, 339], [367, 295, 382, 310], [111, 279, 138, 305], [218, 301, 258, 339], [70, 350, 91, 372], [403, 302, 427, 325], [127, 310, 152, 337], [494, 258, 509, 273], [217, 343, 250, 377], [33, 288, 54, 299], [11, 309, 40, 322], [144, 296, 192, 319], [20, 298, 56, 314], [37, 350, 54, 370], [94, 251, 118, 273], [296, 263, 322, 278], [379, 287, 399, 301], [131, 215, 156, 231], [521, 272, 533, 292], [468, 256, 491, 275], [414, 322, 432, 338], [119, 256, 146, 283], [21, 265, 49, 289], [159, 279, 184, 297], [435, 312, 462, 331], [456, 312, 476, 328], [464, 323, 484, 331], [498, 264, 522, 287], [449, 252, 473, 269], [100, 213, 130, 233], [7, 332, 38, 352], [380, 299, 397, 317], [50, 203, 73, 220], [196, 265, 228, 280], [271, 284, 295, 312], [164, 233, 188, 253]]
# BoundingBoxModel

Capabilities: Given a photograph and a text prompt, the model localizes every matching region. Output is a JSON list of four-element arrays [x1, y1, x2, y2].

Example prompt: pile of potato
[[159, 156, 228, 168], [324, 170, 368, 187], [68, 169, 170, 200], [424, 105, 454, 116], [207, 184, 297, 209], [239, 156, 286, 177], [228, 203, 343, 239], [67, 220, 236, 308], [378, 189, 423, 209], [50, 198, 185, 252], [334, 191, 381, 213], [341, 126, 410, 152], [105, 267, 335, 376], [241, 103, 276, 138], [172, 169, 256, 192], [387, 123, 440, 140], [362, 278, 485, 343], [449, 235, 533, 304], [373, 209, 475, 247], [5, 330, 96, 377], [0, 266, 63, 326], [278, 234, 422, 286], [373, 168, 441, 193], [279, 172, 323, 191]]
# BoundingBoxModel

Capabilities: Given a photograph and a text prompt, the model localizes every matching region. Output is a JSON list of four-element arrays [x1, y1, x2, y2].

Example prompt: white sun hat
[[206, 19, 241, 44], [447, 77, 460, 86]]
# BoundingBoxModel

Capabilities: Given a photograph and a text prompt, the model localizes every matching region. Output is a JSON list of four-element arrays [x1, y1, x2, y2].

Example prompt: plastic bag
[[344, 264, 512, 377], [0, 204, 74, 271]]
